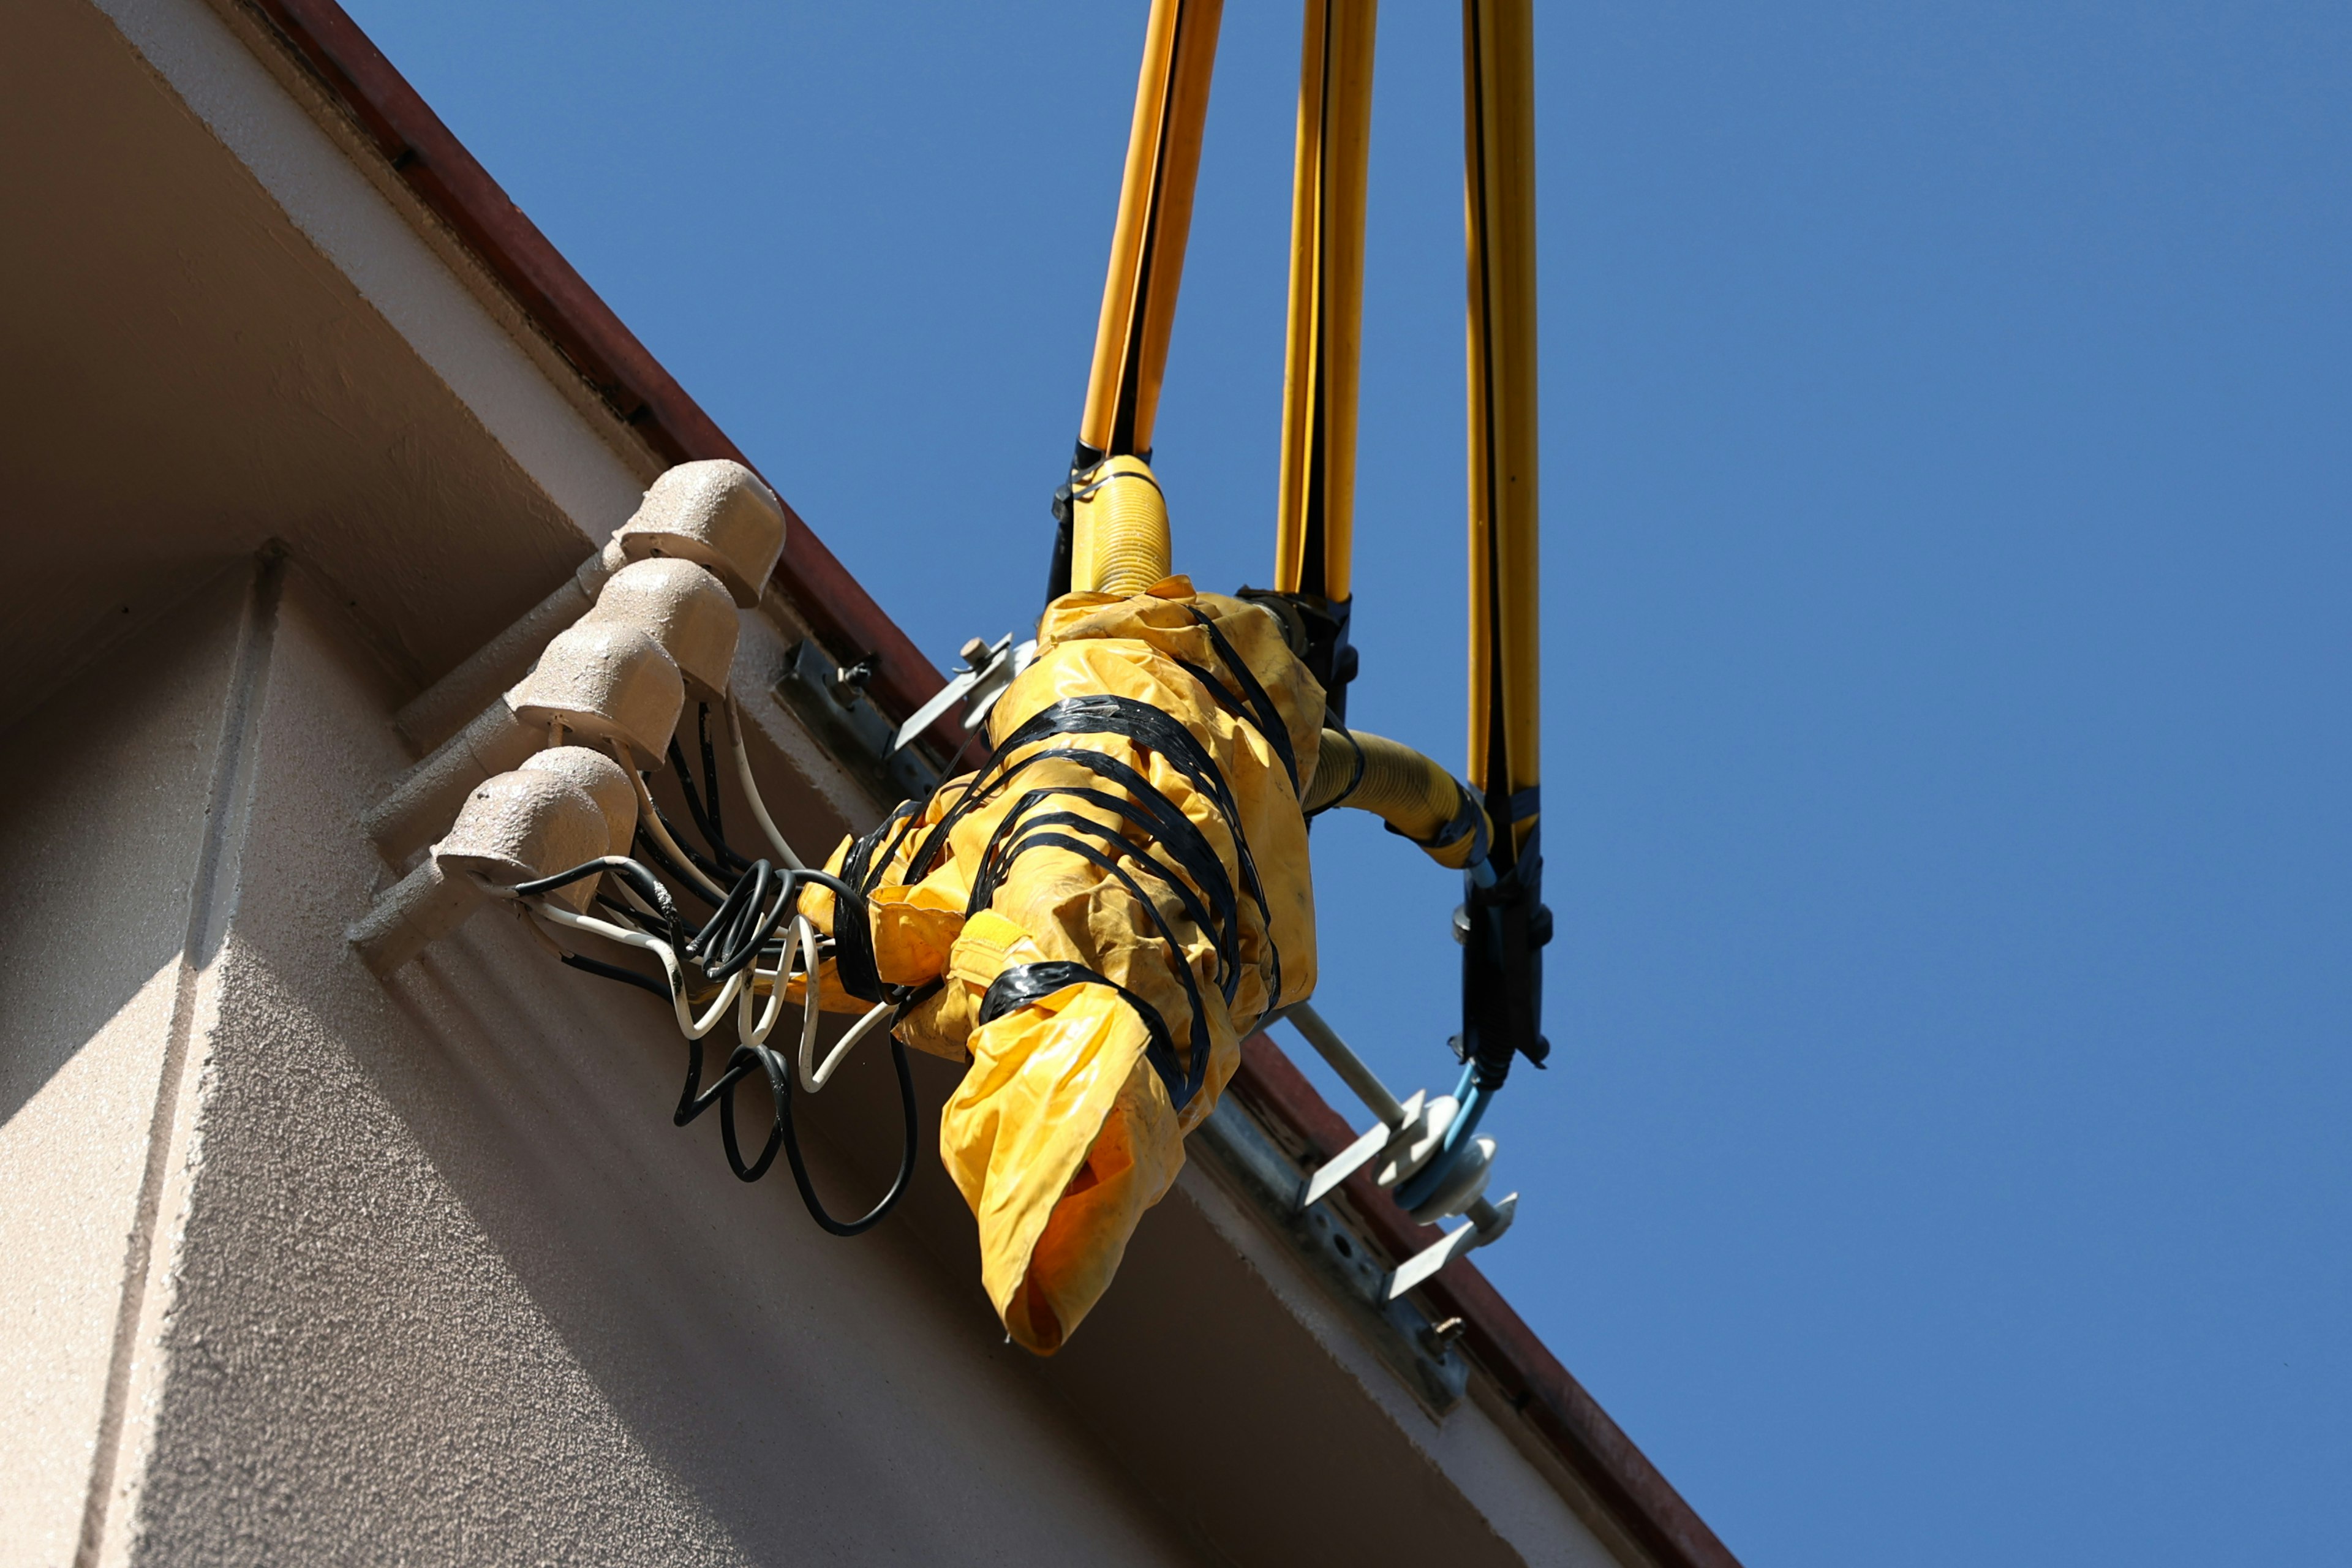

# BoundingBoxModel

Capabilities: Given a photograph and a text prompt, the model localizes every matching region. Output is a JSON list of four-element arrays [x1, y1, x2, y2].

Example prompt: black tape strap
[[845, 796, 925, 892], [1308, 729, 1370, 818], [896, 693, 1280, 1003], [970, 802, 1235, 1001], [1391, 779, 1491, 866], [978, 960, 1197, 1110], [965, 771, 1240, 984], [1182, 605, 1300, 792], [992, 829, 1215, 1090]]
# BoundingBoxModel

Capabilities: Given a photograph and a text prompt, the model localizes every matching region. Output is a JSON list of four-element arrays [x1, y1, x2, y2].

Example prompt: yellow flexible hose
[[1071, 456, 1173, 596], [1304, 728, 1490, 870]]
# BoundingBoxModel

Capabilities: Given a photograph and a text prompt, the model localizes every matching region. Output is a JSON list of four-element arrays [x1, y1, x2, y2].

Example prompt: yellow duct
[[1305, 728, 1491, 870], [1068, 456, 1174, 597]]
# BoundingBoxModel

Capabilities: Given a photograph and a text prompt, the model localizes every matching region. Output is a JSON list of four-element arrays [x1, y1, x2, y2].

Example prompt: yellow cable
[[1079, 0, 1226, 460], [1462, 0, 1541, 862], [1275, 0, 1376, 604]]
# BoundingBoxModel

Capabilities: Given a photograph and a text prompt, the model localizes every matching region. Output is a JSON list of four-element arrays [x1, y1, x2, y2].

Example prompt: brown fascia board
[[235, 0, 953, 747], [227, 6, 1742, 1565]]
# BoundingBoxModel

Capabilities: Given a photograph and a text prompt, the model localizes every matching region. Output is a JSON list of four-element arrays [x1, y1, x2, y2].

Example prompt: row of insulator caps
[[350, 460, 786, 971]]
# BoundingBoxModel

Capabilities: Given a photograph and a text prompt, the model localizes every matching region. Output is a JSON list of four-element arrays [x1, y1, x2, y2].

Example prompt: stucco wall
[[2, 565, 1213, 1566], [0, 573, 254, 1567]]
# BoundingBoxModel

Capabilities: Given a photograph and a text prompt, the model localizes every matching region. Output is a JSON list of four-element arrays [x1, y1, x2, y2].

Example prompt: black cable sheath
[[561, 951, 673, 1002], [765, 1037, 921, 1235], [634, 825, 723, 910], [652, 771, 733, 883]]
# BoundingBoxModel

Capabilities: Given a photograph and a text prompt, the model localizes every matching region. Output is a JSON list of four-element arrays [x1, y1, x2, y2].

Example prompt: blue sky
[[341, 2, 2350, 1561]]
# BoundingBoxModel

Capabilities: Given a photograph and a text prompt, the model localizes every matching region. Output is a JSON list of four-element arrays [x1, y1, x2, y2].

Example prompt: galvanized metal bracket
[[773, 638, 942, 806]]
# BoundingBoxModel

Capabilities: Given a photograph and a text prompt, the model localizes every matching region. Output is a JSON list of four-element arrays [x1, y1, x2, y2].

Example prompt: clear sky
[[339, 2, 2350, 1561]]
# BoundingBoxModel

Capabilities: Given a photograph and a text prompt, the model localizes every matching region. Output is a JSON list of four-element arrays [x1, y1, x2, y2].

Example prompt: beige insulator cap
[[581, 557, 740, 700], [432, 764, 609, 913], [507, 620, 684, 767], [514, 745, 638, 854], [612, 459, 786, 607]]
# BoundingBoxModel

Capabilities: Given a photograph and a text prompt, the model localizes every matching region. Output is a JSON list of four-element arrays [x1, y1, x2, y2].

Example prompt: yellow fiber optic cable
[[1077, 0, 1224, 464], [1462, 0, 1540, 865], [1274, 0, 1376, 611]]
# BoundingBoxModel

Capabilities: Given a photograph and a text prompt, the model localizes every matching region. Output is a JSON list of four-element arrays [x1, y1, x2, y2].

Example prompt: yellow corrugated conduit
[[1068, 455, 1174, 596], [1303, 728, 1492, 872]]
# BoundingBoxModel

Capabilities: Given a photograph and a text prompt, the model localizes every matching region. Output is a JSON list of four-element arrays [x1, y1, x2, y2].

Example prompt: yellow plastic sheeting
[[824, 577, 1323, 1351]]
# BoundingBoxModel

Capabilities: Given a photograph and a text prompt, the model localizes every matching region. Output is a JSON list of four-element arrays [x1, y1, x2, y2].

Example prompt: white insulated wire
[[532, 902, 742, 1038], [478, 704, 883, 1088], [726, 691, 806, 870], [805, 1001, 898, 1094], [739, 946, 793, 1047], [626, 765, 729, 903], [789, 916, 829, 1090]]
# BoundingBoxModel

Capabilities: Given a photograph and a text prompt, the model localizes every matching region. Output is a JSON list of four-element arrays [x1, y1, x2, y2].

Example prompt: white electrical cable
[[610, 876, 666, 927], [625, 765, 729, 903], [804, 1001, 899, 1093], [726, 691, 807, 870], [790, 916, 830, 1091], [737, 883, 805, 1048], [532, 902, 742, 1038], [739, 949, 792, 1047]]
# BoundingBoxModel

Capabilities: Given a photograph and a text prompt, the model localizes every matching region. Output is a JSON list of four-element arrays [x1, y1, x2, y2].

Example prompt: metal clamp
[[890, 633, 1037, 757], [1280, 1002, 1521, 1300]]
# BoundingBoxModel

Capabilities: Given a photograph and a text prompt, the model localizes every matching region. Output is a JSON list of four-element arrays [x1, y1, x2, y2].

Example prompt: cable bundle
[[505, 699, 918, 1238]]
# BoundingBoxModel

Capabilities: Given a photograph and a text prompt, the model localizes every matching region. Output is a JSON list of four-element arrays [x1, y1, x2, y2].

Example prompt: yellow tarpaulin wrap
[[818, 576, 1322, 1352]]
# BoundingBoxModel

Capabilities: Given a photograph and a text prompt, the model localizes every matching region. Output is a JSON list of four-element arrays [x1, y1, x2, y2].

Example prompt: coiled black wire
[[526, 712, 916, 1237]]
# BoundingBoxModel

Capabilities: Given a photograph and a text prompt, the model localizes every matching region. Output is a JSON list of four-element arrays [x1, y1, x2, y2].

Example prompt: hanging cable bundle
[[489, 701, 922, 1238]]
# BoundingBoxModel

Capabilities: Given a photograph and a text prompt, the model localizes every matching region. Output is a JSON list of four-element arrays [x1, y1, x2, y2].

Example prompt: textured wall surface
[[0, 573, 251, 1567], [0, 560, 1616, 1568], [17, 569, 1196, 1565]]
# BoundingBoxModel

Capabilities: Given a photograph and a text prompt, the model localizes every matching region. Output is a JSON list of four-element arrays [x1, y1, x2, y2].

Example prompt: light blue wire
[[1395, 1062, 1490, 1212]]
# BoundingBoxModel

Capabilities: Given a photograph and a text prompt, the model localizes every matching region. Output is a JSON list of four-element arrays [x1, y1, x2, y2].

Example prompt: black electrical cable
[[633, 824, 723, 909], [513, 854, 688, 949], [696, 704, 752, 872], [650, 783, 733, 883], [561, 951, 672, 1003], [689, 858, 773, 974], [521, 790, 921, 1238], [669, 1022, 919, 1235], [668, 712, 752, 874], [760, 1036, 921, 1236]]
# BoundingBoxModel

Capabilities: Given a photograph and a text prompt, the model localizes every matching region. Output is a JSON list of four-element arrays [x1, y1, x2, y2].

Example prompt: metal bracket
[[774, 638, 941, 805], [1387, 1194, 1515, 1301], [889, 632, 1036, 758], [1277, 1004, 1521, 1299]]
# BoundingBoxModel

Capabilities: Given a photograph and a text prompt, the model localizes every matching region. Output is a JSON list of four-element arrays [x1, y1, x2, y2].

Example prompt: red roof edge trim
[[238, 0, 949, 736], [1232, 1033, 1745, 1568]]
